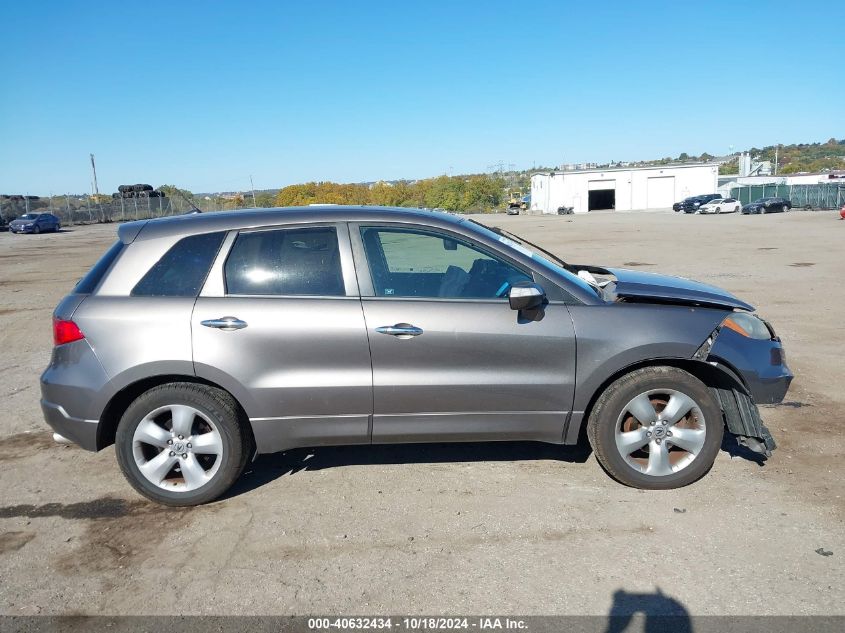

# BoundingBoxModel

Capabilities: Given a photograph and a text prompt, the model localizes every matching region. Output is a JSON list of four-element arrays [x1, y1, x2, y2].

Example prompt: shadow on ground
[[226, 441, 592, 499], [604, 588, 692, 633]]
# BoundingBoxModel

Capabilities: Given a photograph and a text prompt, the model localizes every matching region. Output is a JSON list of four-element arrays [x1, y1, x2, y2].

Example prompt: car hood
[[573, 265, 754, 311]]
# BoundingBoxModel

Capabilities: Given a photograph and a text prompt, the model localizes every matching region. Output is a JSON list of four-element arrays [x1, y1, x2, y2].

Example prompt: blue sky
[[1, 1, 842, 194]]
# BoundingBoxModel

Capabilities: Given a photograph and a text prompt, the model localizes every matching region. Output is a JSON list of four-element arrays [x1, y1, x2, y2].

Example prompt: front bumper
[[709, 327, 793, 404], [9, 225, 34, 233]]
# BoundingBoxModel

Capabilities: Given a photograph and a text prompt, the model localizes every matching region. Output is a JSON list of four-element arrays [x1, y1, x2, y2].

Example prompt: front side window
[[360, 226, 531, 299], [132, 232, 225, 297], [224, 226, 344, 296]]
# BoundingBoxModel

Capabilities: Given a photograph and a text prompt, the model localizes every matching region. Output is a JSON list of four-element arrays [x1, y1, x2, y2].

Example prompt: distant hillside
[[746, 138, 845, 174]]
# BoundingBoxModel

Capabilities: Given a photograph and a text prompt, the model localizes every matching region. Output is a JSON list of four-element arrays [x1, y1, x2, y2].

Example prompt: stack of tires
[[116, 184, 163, 199]]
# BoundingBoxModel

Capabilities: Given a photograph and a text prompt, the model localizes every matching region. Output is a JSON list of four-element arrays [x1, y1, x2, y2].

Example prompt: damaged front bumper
[[704, 323, 793, 456], [713, 387, 777, 456]]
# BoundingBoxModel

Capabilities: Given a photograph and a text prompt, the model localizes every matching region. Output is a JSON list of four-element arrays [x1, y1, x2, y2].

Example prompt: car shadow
[[223, 441, 593, 500]]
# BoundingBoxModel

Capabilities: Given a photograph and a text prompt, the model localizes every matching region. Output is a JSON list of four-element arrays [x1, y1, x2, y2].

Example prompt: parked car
[[698, 198, 741, 214], [672, 197, 697, 212], [741, 197, 792, 214], [681, 194, 721, 214], [506, 206, 520, 215], [9, 212, 61, 234], [41, 206, 791, 505]]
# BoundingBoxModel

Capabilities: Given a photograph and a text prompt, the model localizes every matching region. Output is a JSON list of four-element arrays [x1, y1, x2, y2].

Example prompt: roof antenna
[[172, 188, 202, 214]]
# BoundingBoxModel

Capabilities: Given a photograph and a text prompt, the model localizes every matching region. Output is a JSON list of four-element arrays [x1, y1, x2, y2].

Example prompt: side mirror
[[508, 282, 545, 311]]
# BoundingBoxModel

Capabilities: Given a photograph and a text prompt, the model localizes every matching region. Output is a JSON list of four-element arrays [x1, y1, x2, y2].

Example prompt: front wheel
[[33, 225, 40, 234], [715, 207, 721, 214], [587, 366, 723, 489], [115, 382, 251, 506]]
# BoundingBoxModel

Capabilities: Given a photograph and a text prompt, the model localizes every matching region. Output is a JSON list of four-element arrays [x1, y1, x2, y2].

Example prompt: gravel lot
[[0, 211, 842, 617]]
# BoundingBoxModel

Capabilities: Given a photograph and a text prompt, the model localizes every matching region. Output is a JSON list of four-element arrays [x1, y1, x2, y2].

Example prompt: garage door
[[646, 176, 675, 209]]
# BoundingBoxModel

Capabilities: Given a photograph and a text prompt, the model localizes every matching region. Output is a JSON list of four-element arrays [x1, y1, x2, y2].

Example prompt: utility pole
[[774, 144, 779, 176], [90, 154, 99, 197], [249, 175, 257, 207]]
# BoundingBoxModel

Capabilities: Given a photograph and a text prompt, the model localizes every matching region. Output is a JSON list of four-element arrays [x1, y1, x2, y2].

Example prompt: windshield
[[20, 214, 38, 220], [466, 220, 598, 296]]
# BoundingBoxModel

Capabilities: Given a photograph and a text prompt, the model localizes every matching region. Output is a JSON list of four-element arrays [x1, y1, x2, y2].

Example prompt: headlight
[[722, 312, 773, 340]]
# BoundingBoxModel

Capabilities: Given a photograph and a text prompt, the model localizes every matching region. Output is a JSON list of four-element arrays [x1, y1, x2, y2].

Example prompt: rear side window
[[132, 232, 226, 297], [75, 241, 124, 294], [224, 226, 344, 296]]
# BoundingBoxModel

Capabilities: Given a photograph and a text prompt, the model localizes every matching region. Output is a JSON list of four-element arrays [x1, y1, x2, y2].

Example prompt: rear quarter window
[[75, 241, 124, 294], [132, 232, 226, 297]]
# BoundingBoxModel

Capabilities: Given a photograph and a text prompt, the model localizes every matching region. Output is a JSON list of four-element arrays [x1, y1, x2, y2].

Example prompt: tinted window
[[361, 226, 531, 299], [224, 226, 344, 296], [75, 241, 124, 294], [132, 232, 225, 297]]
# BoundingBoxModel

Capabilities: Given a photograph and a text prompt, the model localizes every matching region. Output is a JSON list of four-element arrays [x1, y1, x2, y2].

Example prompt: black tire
[[115, 382, 252, 506], [33, 225, 40, 234], [587, 366, 723, 489]]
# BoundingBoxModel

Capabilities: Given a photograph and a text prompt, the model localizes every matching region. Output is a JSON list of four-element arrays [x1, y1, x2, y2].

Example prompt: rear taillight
[[53, 318, 85, 346]]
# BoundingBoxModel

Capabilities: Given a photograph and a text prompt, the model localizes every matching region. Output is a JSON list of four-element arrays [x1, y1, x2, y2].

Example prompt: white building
[[530, 163, 719, 214]]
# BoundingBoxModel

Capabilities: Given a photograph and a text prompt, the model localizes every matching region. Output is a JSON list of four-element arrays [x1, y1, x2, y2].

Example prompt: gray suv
[[41, 206, 792, 505]]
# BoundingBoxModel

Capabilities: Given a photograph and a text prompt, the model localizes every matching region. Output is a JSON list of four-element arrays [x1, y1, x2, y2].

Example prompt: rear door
[[351, 223, 577, 444], [192, 223, 372, 452]]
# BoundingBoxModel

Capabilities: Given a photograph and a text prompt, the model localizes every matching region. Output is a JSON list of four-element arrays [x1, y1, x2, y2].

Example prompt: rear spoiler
[[117, 219, 149, 244]]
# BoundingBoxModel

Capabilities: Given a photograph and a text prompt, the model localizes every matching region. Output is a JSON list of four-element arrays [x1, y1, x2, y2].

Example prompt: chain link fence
[[730, 183, 845, 209], [0, 193, 261, 227]]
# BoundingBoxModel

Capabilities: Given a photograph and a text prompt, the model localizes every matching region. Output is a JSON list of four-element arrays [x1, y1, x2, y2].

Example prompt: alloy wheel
[[614, 389, 706, 476], [132, 404, 223, 491]]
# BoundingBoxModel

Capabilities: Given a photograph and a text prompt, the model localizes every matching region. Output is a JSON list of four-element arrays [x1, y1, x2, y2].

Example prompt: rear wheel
[[115, 383, 251, 506], [587, 366, 723, 489]]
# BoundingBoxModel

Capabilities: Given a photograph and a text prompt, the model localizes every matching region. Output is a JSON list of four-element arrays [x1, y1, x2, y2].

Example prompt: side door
[[192, 223, 373, 453], [350, 222, 577, 444]]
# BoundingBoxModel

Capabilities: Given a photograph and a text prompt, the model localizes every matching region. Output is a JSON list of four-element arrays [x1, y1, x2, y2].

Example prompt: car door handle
[[201, 317, 248, 331], [375, 323, 423, 338]]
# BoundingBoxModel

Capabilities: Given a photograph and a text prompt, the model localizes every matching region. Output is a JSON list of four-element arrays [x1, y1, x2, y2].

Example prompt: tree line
[[273, 174, 507, 212]]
